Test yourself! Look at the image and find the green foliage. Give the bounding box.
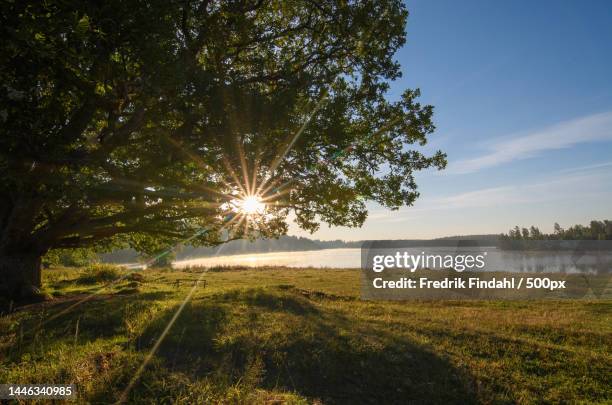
[148,251,175,269]
[42,248,98,268]
[78,263,121,284]
[0,0,445,258]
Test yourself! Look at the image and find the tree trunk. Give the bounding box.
[0,253,44,301]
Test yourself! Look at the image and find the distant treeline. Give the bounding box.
[98,235,503,264]
[434,234,500,242]
[501,220,612,241]
[178,236,323,258]
[99,235,361,264]
[178,236,362,257]
[71,223,612,266]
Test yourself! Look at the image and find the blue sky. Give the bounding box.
[290,0,612,240]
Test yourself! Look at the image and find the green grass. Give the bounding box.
[0,266,610,404]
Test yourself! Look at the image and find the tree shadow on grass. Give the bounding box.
[138,298,229,370]
[213,287,318,315]
[139,287,477,404]
[1,290,176,357]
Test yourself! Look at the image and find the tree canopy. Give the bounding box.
[0,0,445,295]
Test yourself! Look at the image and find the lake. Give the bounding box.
[174,248,361,269]
[173,247,611,274]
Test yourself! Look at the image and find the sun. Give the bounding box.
[238,195,266,215]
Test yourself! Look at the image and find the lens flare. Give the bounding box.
[239,195,266,215]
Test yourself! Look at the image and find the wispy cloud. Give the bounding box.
[369,168,612,223]
[430,169,612,209]
[558,160,612,174]
[451,111,612,174]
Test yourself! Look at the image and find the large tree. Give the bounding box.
[0,0,446,299]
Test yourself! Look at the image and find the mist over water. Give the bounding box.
[173,247,611,274]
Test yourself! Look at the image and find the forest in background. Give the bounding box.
[501,220,612,240]
[44,220,611,267]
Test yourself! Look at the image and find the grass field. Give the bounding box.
[1,265,610,404]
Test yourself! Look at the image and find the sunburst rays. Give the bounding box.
[112,88,331,403]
